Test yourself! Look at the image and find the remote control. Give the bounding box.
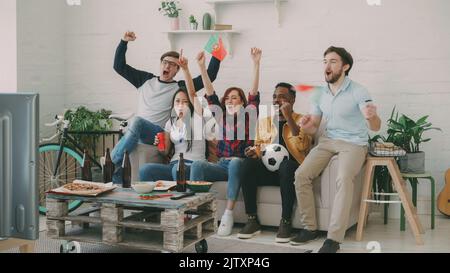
[170,192,195,200]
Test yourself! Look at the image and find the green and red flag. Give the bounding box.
[205,34,228,61]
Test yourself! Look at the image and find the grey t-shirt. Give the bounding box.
[138,78,179,128]
[113,40,221,128]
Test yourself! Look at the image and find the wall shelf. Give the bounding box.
[205,0,288,27]
[162,30,240,57]
[162,0,286,58]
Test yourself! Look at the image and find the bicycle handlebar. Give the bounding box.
[44,115,65,127]
[109,113,135,122]
[44,119,61,127]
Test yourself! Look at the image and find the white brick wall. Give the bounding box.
[0,0,17,92]
[17,0,450,208]
[17,0,66,135]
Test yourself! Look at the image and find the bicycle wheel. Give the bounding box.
[38,143,84,214]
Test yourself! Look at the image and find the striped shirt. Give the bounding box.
[206,92,260,158]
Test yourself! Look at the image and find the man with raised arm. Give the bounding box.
[291,46,381,253]
[111,31,221,183]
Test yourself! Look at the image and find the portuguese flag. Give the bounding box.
[205,34,228,61]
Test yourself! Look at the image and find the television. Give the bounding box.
[0,93,39,240]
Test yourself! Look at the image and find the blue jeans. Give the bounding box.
[111,117,163,183]
[190,158,244,201]
[111,117,163,164]
[139,160,193,182]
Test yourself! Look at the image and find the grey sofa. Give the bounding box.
[131,131,364,232]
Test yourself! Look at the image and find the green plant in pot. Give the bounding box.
[63,106,113,159]
[159,1,182,30]
[369,107,441,209]
[189,15,198,30]
[384,107,441,174]
[158,1,181,18]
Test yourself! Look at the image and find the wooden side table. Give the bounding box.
[356,156,425,245]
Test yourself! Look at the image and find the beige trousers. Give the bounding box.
[294,137,367,243]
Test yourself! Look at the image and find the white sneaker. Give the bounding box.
[217,213,234,236]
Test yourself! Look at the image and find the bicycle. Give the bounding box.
[38,112,134,215]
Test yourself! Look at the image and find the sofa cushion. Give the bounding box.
[211,182,295,204]
[130,144,165,181]
[212,183,323,206]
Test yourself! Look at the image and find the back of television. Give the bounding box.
[0,106,12,238]
[0,93,39,241]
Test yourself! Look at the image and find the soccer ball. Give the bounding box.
[261,144,289,172]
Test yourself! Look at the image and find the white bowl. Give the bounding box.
[132,182,156,194]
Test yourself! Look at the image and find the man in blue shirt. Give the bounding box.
[291,46,381,253]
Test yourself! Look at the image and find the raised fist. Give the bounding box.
[123,31,136,42]
[362,103,377,120]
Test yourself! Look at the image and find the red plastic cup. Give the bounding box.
[157,132,166,152]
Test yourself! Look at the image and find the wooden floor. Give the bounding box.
[217,213,450,253]
[32,213,450,253]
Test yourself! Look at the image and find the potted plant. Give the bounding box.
[189,15,198,30]
[64,106,113,159]
[158,1,182,30]
[376,107,442,174]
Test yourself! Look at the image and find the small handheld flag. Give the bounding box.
[295,85,316,92]
[205,34,228,61]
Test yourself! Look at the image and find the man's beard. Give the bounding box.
[326,69,344,84]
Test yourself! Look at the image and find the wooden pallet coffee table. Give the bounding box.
[46,188,217,253]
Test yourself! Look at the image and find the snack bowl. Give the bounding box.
[187,181,213,193]
[132,182,156,194]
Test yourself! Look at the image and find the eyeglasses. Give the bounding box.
[161,59,179,68]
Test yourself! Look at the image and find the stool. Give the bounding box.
[356,156,425,245]
[400,172,435,231]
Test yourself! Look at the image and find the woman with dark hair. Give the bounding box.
[189,48,262,237]
[139,84,206,182]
